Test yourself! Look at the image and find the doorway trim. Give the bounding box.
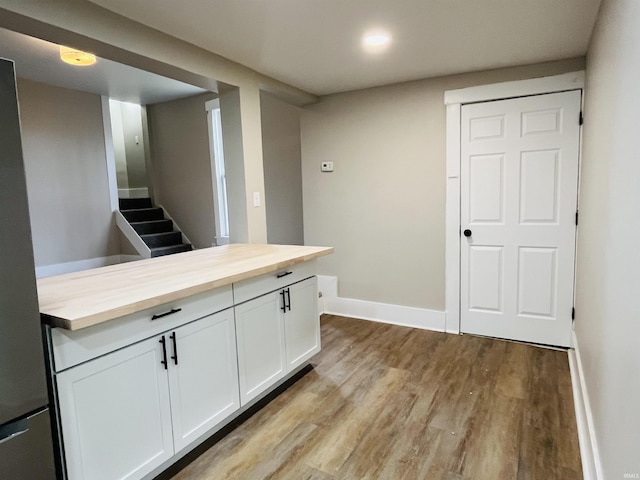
[443,71,585,334]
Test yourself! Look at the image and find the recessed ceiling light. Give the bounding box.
[362,31,391,53]
[364,33,390,47]
[59,46,97,66]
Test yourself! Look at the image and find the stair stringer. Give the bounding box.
[156,204,194,248]
[115,211,152,259]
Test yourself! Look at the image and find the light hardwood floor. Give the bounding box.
[166,315,582,480]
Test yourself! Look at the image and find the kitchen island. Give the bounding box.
[39,244,333,480]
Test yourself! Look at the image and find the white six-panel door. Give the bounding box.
[460,90,581,347]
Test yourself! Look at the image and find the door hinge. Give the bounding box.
[579,111,584,126]
[572,307,575,320]
[575,210,579,225]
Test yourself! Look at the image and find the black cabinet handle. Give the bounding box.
[159,336,168,370]
[276,271,293,279]
[285,288,291,312]
[280,289,287,312]
[463,229,472,237]
[170,332,178,366]
[151,308,182,320]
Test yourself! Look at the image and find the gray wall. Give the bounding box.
[147,92,217,249]
[0,0,315,243]
[260,91,304,245]
[301,57,585,310]
[120,102,147,189]
[220,88,249,244]
[17,78,119,267]
[110,100,149,190]
[109,100,129,189]
[576,0,640,476]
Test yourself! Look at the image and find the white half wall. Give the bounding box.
[35,254,141,278]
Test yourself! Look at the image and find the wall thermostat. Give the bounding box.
[321,161,334,172]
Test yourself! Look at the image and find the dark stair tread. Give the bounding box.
[131,219,174,235]
[121,207,164,222]
[119,197,152,210]
[140,231,183,248]
[121,207,164,214]
[150,244,192,258]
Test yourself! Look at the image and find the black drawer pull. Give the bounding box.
[151,308,182,320]
[276,271,293,279]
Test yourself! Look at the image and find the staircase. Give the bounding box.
[118,198,192,258]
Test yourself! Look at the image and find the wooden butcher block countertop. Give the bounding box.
[37,244,333,331]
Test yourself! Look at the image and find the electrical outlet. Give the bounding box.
[321,161,334,172]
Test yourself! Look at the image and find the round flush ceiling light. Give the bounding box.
[59,46,97,66]
[362,31,391,53]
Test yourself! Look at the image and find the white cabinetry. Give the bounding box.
[284,277,320,370]
[48,259,322,480]
[235,275,319,406]
[56,309,239,480]
[56,336,173,480]
[235,291,286,405]
[168,310,239,452]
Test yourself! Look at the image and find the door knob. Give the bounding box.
[463,229,472,237]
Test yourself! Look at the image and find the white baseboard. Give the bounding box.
[36,254,142,278]
[118,188,149,198]
[568,330,603,480]
[445,312,460,335]
[318,275,445,331]
[323,296,445,331]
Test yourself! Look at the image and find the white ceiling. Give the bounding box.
[88,0,602,96]
[0,28,207,104]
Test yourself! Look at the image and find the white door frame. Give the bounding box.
[443,71,585,335]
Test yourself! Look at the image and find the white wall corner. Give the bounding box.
[317,275,338,315]
[101,96,119,212]
[568,330,603,480]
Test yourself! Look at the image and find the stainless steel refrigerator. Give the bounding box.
[0,58,56,478]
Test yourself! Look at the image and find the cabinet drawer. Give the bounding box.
[233,260,316,305]
[50,286,233,371]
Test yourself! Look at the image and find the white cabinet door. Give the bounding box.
[284,277,320,370]
[167,309,240,452]
[235,291,286,405]
[56,337,173,480]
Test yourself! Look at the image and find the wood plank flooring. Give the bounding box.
[167,315,582,480]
